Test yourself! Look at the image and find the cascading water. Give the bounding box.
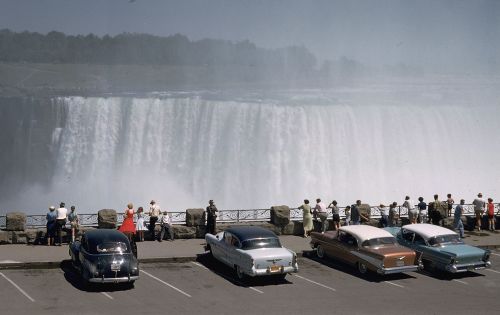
[1,78,499,214]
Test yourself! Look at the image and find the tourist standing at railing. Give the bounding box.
[487,198,495,231]
[119,203,136,241]
[432,194,446,226]
[67,206,79,243]
[404,196,418,224]
[454,199,465,239]
[344,206,351,226]
[314,198,328,233]
[149,200,161,240]
[446,194,455,217]
[299,199,313,237]
[472,193,485,231]
[135,206,147,242]
[328,200,341,230]
[46,206,57,246]
[351,200,367,225]
[417,197,428,224]
[388,202,398,227]
[158,211,174,241]
[378,204,388,227]
[55,202,68,246]
[206,199,218,235]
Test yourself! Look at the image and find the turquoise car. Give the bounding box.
[385,224,491,273]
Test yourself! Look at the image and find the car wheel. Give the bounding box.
[235,265,246,281]
[316,245,325,259]
[357,261,368,274]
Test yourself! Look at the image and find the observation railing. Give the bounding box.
[1,203,498,229]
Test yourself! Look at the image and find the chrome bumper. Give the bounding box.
[89,275,139,283]
[250,265,299,277]
[377,265,420,275]
[446,261,491,273]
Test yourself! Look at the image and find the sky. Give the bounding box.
[1,0,499,73]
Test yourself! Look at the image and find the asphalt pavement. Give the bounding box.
[1,229,499,269]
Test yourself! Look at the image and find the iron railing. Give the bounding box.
[0,204,498,229]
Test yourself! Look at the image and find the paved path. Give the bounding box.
[0,230,499,269]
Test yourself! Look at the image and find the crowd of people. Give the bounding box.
[298,193,498,238]
[44,199,220,245]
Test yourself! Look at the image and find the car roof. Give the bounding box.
[225,226,278,241]
[339,225,394,243]
[85,229,130,245]
[401,223,457,240]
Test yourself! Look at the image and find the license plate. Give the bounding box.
[270,265,281,273]
[396,260,405,267]
[111,263,121,271]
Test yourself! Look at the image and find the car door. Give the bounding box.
[334,231,359,264]
[399,229,416,249]
[225,235,243,267]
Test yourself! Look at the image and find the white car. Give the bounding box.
[205,226,299,280]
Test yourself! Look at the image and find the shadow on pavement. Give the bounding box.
[59,260,135,292]
[195,252,294,287]
[300,251,417,283]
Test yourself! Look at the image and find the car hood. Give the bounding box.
[434,244,486,259]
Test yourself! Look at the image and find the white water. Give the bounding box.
[2,77,500,213]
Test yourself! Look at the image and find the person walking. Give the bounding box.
[299,199,313,237]
[472,193,486,231]
[135,206,147,242]
[446,194,455,217]
[67,206,79,243]
[314,198,328,233]
[378,204,389,228]
[158,211,174,241]
[454,199,465,239]
[328,200,341,230]
[46,206,57,246]
[206,200,218,235]
[119,203,136,241]
[487,198,495,231]
[148,200,161,240]
[403,196,418,224]
[55,202,68,246]
[417,197,428,223]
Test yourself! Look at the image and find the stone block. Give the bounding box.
[185,208,205,227]
[359,204,371,221]
[172,225,196,239]
[12,231,28,244]
[0,230,12,244]
[6,212,26,231]
[98,209,117,229]
[270,205,290,227]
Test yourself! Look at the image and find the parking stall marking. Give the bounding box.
[140,270,192,298]
[491,252,500,257]
[191,261,263,294]
[0,272,35,302]
[384,281,405,288]
[292,274,336,292]
[485,269,500,274]
[101,292,114,300]
[452,279,468,285]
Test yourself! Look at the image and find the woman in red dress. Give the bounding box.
[119,203,136,240]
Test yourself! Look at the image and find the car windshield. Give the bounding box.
[96,242,128,253]
[428,234,463,246]
[241,237,281,250]
[362,237,396,247]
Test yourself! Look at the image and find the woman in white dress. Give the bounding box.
[135,206,148,241]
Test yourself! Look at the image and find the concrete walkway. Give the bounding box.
[0,230,499,269]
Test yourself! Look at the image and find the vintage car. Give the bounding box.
[69,229,139,284]
[385,224,491,273]
[205,226,299,280]
[310,225,421,275]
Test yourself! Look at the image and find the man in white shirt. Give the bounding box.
[158,211,174,241]
[472,193,486,231]
[56,202,68,246]
[314,198,328,233]
[149,200,161,240]
[403,196,418,224]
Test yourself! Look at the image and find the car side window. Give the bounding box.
[413,233,425,245]
[339,232,357,247]
[402,230,414,242]
[224,232,233,245]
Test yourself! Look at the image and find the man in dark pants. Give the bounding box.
[206,200,218,235]
[148,200,160,240]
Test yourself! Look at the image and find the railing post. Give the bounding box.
[237,210,240,223]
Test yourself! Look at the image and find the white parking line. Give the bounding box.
[101,292,113,300]
[0,272,35,302]
[190,261,263,294]
[485,269,500,274]
[490,252,500,257]
[453,279,468,285]
[384,281,405,288]
[140,270,192,298]
[293,274,336,292]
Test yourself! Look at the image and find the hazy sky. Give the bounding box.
[1,0,499,72]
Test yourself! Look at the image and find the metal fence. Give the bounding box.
[1,203,498,229]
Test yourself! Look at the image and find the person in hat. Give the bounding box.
[206,200,218,235]
[148,200,161,240]
[472,193,485,231]
[46,206,57,246]
[55,202,68,246]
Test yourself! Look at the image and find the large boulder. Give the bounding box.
[98,209,117,229]
[359,204,371,222]
[0,231,12,244]
[5,212,26,231]
[172,225,196,239]
[270,205,290,227]
[185,208,205,227]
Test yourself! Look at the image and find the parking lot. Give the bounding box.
[1,250,500,315]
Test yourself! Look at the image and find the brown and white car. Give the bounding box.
[310,225,422,275]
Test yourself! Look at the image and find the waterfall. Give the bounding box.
[1,79,499,214]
